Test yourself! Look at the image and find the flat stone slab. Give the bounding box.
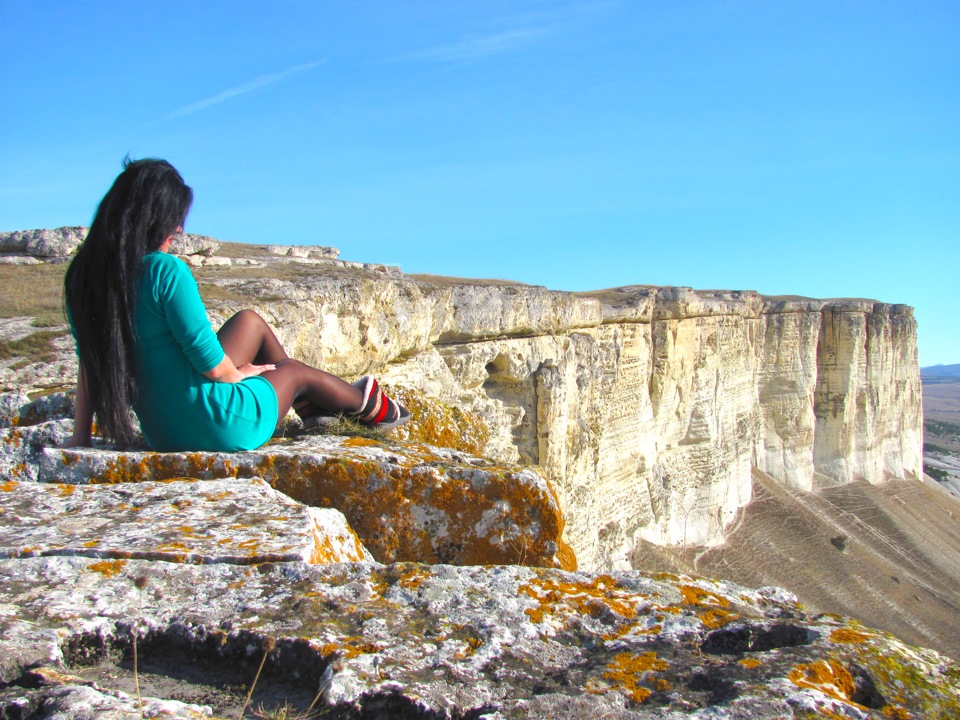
[0,477,370,565]
[0,557,956,718]
[39,435,574,569]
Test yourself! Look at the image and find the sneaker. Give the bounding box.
[350,376,411,430]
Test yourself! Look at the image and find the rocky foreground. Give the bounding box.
[1,230,957,717]
[1,363,957,719]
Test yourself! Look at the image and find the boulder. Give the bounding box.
[0,557,956,718]
[266,244,339,259]
[0,477,371,565]
[0,227,87,258]
[170,232,221,256]
[38,435,575,569]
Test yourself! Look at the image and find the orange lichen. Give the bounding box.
[86,559,127,577]
[882,705,912,719]
[520,574,641,627]
[386,386,490,456]
[601,651,668,703]
[679,584,730,608]
[265,451,573,569]
[0,481,18,492]
[57,484,76,496]
[158,542,190,551]
[829,627,872,644]
[342,437,383,448]
[81,540,99,548]
[788,660,856,703]
[701,607,739,629]
[739,657,762,669]
[86,452,239,486]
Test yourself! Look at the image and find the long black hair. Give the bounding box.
[64,158,193,446]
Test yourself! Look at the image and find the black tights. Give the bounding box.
[216,310,362,425]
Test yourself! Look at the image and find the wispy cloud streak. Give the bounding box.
[392,27,550,63]
[161,60,325,121]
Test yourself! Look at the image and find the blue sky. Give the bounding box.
[2,1,957,365]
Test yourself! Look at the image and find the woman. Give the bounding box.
[64,158,409,451]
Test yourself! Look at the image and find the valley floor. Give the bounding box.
[633,470,960,660]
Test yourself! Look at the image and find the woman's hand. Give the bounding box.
[238,363,276,378]
[204,356,276,383]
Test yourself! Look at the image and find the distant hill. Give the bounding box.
[922,364,960,379]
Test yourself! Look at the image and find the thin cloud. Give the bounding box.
[392,27,550,63]
[161,60,326,121]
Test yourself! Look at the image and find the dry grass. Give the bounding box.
[0,329,69,366]
[409,273,529,287]
[0,263,68,326]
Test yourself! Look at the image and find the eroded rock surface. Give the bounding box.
[37,435,573,570]
[1,557,956,718]
[1,236,923,572]
[0,477,370,565]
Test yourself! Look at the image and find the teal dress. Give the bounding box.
[112,252,277,452]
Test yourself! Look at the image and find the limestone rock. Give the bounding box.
[39,435,574,569]
[0,253,42,265]
[0,682,213,719]
[267,243,339,259]
[0,226,86,258]
[0,557,956,718]
[0,234,926,573]
[170,231,221,256]
[0,391,29,428]
[0,477,371,565]
[1,420,73,482]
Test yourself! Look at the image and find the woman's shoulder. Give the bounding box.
[142,251,190,276]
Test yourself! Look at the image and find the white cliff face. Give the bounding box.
[189,256,922,569]
[2,241,921,573]
[194,257,921,572]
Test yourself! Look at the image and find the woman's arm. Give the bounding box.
[203,356,275,384]
[63,362,93,447]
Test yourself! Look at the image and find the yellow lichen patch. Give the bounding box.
[88,453,237,485]
[601,651,669,703]
[679,584,730,608]
[882,705,912,719]
[602,621,663,642]
[386,386,490,456]
[158,541,190,551]
[265,452,570,568]
[677,584,738,628]
[57,483,75,496]
[81,540,99,548]
[397,567,429,592]
[310,528,364,564]
[320,636,382,660]
[739,657,762,669]
[830,627,873,644]
[0,481,18,492]
[342,437,383,448]
[519,575,642,629]
[701,607,739,629]
[86,559,127,577]
[788,660,857,704]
